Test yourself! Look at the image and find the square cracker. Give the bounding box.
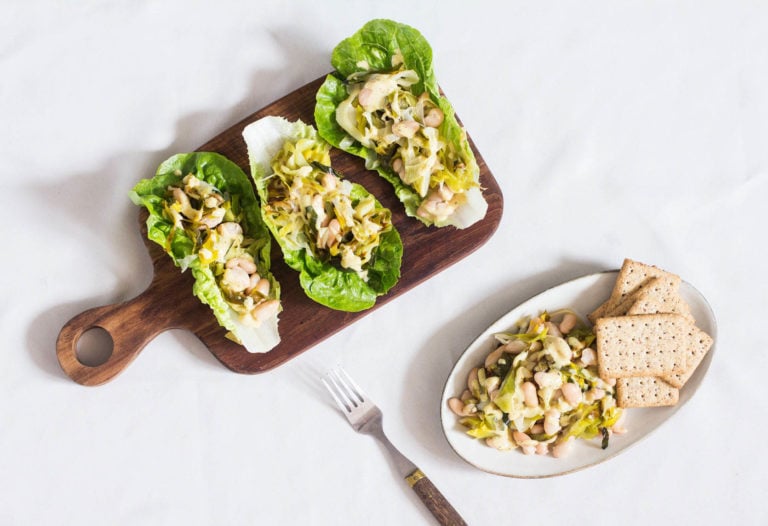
[662,328,713,388]
[616,376,680,408]
[611,259,681,306]
[587,300,612,324]
[609,276,679,316]
[624,276,695,323]
[595,313,691,378]
[588,259,681,323]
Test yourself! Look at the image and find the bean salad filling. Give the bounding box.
[164,173,279,326]
[335,56,479,225]
[448,310,626,458]
[263,134,394,282]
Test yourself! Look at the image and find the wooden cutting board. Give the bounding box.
[56,76,504,386]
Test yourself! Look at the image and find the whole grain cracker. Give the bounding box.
[674,296,695,324]
[616,376,680,408]
[589,259,682,323]
[595,313,691,378]
[662,328,714,388]
[624,277,695,323]
[587,300,611,324]
[612,259,681,304]
[603,276,674,317]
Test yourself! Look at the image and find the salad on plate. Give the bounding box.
[447,310,625,458]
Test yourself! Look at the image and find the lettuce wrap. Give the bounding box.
[242,116,402,312]
[314,19,488,229]
[129,152,281,353]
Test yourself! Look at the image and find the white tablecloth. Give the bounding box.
[2,2,766,524]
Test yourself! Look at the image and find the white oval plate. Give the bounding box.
[440,271,717,478]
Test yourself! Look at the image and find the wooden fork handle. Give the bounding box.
[406,469,467,526]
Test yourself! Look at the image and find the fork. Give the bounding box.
[322,367,467,526]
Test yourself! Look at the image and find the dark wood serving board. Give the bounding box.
[56,76,504,386]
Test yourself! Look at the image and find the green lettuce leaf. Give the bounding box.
[314,18,487,228]
[242,116,403,312]
[129,152,281,353]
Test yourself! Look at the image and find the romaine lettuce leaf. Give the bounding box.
[129,152,281,353]
[242,116,403,312]
[314,19,487,228]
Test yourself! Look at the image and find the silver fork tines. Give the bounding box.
[322,367,381,432]
[324,367,363,411]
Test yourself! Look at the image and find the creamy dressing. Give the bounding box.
[334,66,480,225]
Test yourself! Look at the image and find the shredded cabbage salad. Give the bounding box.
[164,173,280,327]
[314,19,488,229]
[264,134,393,282]
[335,65,480,225]
[131,152,281,353]
[448,310,625,457]
[243,116,402,312]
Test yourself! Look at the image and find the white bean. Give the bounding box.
[486,434,515,451]
[559,313,578,334]
[391,157,404,176]
[222,267,250,293]
[392,119,420,138]
[467,368,479,394]
[437,184,454,202]
[544,322,562,338]
[204,194,223,208]
[612,410,628,435]
[424,107,444,127]
[250,299,279,324]
[544,409,561,436]
[447,398,466,417]
[418,193,443,215]
[253,278,271,297]
[512,430,534,447]
[522,381,538,408]
[321,172,337,191]
[484,346,504,368]
[581,347,597,366]
[585,388,605,403]
[216,221,242,238]
[552,437,574,458]
[327,219,341,242]
[226,256,257,275]
[198,208,225,229]
[245,274,261,293]
[502,340,526,354]
[562,382,583,406]
[357,87,374,108]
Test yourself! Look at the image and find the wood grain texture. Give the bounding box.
[410,474,468,526]
[57,76,504,386]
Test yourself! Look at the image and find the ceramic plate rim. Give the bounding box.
[439,270,718,478]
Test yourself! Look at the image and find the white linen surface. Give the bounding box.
[1,2,765,524]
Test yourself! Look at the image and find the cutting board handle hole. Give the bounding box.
[76,327,114,367]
